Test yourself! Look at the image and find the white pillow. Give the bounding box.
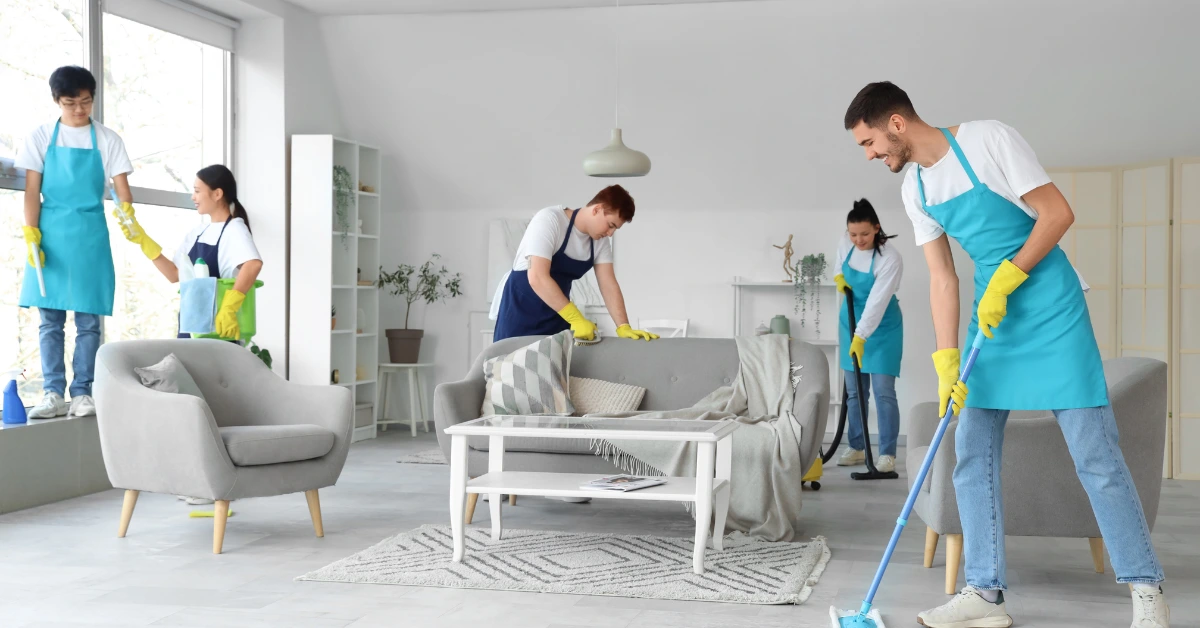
[481,331,574,416]
[569,376,646,416]
[134,353,207,400]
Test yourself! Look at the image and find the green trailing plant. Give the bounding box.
[333,165,353,248]
[248,343,273,370]
[792,253,828,334]
[378,253,463,329]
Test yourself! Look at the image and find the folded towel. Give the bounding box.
[179,277,217,335]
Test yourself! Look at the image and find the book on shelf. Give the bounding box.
[580,474,666,492]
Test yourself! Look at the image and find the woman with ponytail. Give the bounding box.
[833,198,905,473]
[116,164,263,340]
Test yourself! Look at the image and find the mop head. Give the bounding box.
[829,606,885,628]
[189,509,234,518]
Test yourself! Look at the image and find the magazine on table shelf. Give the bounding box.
[580,474,666,492]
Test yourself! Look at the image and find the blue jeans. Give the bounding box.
[845,370,900,456]
[39,308,102,398]
[954,405,1164,590]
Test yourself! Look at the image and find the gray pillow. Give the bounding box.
[481,331,574,416]
[135,353,207,400]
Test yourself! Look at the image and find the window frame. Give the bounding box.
[0,0,235,209]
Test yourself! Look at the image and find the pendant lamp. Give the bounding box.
[583,0,651,177]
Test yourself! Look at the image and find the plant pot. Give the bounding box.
[386,329,424,363]
[331,317,337,331]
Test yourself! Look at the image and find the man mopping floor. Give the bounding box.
[843,82,1169,628]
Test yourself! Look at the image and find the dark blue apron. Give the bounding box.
[493,209,594,342]
[177,219,230,338]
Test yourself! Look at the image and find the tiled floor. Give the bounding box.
[1,430,1197,627]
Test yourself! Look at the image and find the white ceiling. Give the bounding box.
[284,0,758,16]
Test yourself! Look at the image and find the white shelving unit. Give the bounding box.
[290,135,383,443]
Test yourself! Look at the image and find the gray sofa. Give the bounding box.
[94,340,354,553]
[434,335,830,522]
[907,357,1167,594]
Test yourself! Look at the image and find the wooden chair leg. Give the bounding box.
[945,533,963,595]
[212,500,230,554]
[305,489,324,538]
[509,494,517,506]
[924,526,940,569]
[1089,537,1105,573]
[464,492,479,525]
[118,490,139,538]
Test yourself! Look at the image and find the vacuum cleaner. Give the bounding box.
[830,329,987,628]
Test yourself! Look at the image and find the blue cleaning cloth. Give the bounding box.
[179,278,218,335]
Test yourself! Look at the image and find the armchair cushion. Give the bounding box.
[134,353,206,400]
[219,424,335,466]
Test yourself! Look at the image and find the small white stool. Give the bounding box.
[376,363,434,437]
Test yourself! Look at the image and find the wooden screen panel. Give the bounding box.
[1174,160,1200,479]
[1049,169,1118,358]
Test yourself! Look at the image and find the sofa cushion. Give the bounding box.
[570,376,646,415]
[134,353,206,400]
[219,425,335,466]
[481,332,574,416]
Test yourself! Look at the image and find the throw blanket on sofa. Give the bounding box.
[588,334,816,541]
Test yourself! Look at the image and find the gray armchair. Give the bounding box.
[907,357,1167,594]
[94,340,353,553]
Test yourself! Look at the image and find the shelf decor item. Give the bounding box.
[792,253,827,334]
[331,305,337,331]
[379,253,463,363]
[772,234,795,281]
[333,165,353,247]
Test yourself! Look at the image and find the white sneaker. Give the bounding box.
[69,395,96,417]
[185,497,215,505]
[837,448,865,466]
[877,455,896,473]
[917,586,1013,628]
[28,392,68,419]
[1131,584,1169,628]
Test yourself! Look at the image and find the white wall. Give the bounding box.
[317,0,1200,432]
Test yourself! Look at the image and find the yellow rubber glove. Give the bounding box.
[978,259,1029,339]
[22,226,45,267]
[849,334,866,368]
[932,348,969,416]
[834,273,849,294]
[112,203,162,260]
[557,302,597,341]
[215,289,246,339]
[616,324,659,341]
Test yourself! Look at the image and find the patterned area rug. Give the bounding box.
[396,448,447,465]
[298,524,830,605]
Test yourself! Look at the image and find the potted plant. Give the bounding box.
[333,166,353,248]
[792,253,828,335]
[379,253,463,363]
[331,305,337,331]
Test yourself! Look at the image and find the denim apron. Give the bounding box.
[917,128,1108,409]
[493,209,594,342]
[839,249,903,377]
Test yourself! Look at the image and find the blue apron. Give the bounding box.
[917,128,1108,410]
[839,249,903,377]
[178,219,230,338]
[19,120,115,316]
[493,208,594,342]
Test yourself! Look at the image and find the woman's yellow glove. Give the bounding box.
[616,324,659,341]
[215,289,246,339]
[834,273,849,294]
[22,226,45,267]
[849,334,866,367]
[557,302,597,341]
[932,348,968,416]
[113,203,162,260]
[978,259,1029,339]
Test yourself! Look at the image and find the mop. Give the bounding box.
[830,329,987,628]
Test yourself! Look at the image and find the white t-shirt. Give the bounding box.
[172,217,261,280]
[900,120,1087,290]
[835,233,903,339]
[15,120,133,182]
[510,206,615,271]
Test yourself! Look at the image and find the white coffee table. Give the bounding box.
[443,416,738,574]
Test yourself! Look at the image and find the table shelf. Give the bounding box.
[468,472,728,502]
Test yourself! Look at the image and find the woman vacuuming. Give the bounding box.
[834,198,904,474]
[115,164,263,341]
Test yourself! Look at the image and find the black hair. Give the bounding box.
[196,164,251,233]
[847,198,892,252]
[843,81,918,130]
[49,66,97,101]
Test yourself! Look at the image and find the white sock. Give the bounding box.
[1132,583,1162,594]
[976,589,1000,603]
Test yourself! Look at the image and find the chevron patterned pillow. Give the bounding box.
[481,331,575,416]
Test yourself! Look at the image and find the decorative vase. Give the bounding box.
[386,329,424,363]
[770,315,790,336]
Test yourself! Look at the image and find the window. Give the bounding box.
[1,0,235,405]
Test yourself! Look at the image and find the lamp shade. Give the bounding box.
[583,128,651,178]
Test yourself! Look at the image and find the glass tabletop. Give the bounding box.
[459,415,730,434]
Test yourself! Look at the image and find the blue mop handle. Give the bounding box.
[857,330,987,615]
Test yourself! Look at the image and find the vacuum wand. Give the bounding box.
[843,287,897,481]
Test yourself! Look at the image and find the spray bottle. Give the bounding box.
[110,186,140,238]
[2,369,28,425]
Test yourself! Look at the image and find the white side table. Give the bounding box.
[376,363,434,437]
